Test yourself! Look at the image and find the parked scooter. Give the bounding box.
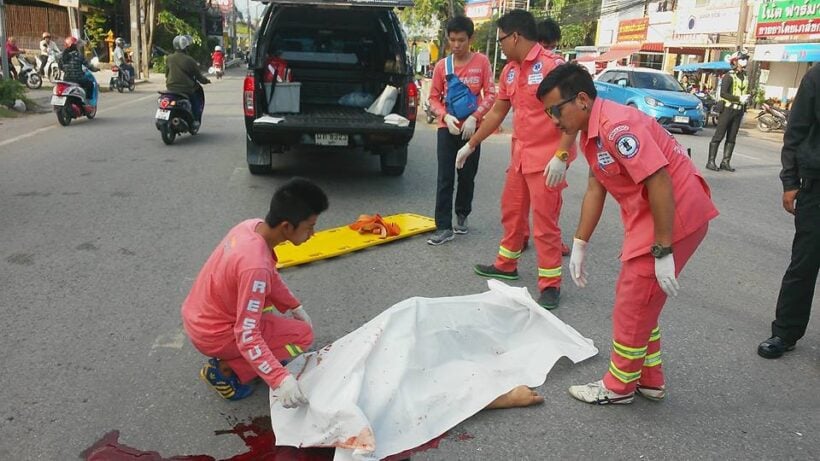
[52,66,99,126]
[15,54,43,89]
[155,85,204,145]
[694,91,719,127]
[756,103,788,132]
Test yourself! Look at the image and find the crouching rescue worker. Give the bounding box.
[181,178,328,406]
[536,64,719,404]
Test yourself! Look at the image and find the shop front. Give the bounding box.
[753,0,820,105]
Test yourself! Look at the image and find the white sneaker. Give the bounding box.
[568,380,634,405]
[636,384,666,401]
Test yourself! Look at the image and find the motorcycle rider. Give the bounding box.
[165,35,210,129]
[113,37,135,85]
[707,51,750,172]
[5,37,21,80]
[58,37,95,108]
[39,32,60,76]
[211,45,224,75]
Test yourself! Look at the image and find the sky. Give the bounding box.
[232,0,267,22]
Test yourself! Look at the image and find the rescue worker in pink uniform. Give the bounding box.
[456,9,576,309]
[536,63,719,404]
[181,178,328,406]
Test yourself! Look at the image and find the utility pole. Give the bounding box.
[0,0,8,80]
[736,0,749,51]
[246,1,252,51]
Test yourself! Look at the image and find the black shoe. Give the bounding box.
[454,215,469,234]
[757,336,795,359]
[538,287,560,310]
[474,264,519,280]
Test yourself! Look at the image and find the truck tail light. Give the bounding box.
[406,82,418,121]
[243,73,255,117]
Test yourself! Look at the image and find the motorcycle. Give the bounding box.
[37,53,62,83]
[15,54,43,89]
[155,85,204,145]
[694,91,719,127]
[51,66,99,126]
[756,103,788,132]
[109,64,135,93]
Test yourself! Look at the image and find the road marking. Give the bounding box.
[0,93,157,149]
[149,328,187,355]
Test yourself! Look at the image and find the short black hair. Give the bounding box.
[497,9,537,41]
[536,63,597,100]
[537,18,561,46]
[265,177,329,227]
[446,15,475,38]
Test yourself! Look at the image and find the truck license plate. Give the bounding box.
[673,116,690,124]
[315,133,348,146]
[155,109,170,120]
[51,96,66,106]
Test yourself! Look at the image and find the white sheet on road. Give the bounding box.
[269,280,599,460]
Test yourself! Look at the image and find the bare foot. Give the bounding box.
[484,385,544,409]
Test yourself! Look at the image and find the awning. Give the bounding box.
[673,60,731,72]
[593,43,641,62]
[641,42,664,53]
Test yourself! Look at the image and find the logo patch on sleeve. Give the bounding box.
[506,69,516,83]
[532,62,543,73]
[615,134,640,159]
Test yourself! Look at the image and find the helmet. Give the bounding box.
[172,34,193,51]
[42,32,51,39]
[64,36,78,49]
[215,45,222,52]
[115,37,125,46]
[728,51,750,65]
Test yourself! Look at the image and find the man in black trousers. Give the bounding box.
[758,63,820,359]
[706,52,750,172]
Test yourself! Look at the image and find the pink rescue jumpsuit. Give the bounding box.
[495,44,576,291]
[580,98,719,394]
[181,219,313,388]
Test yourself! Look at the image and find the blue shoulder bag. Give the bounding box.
[445,55,478,120]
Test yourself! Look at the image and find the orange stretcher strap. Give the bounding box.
[348,214,401,239]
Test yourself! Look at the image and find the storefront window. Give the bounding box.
[637,53,663,70]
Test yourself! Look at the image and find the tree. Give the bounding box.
[136,0,158,78]
[398,0,465,54]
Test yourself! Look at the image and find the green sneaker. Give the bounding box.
[474,264,519,280]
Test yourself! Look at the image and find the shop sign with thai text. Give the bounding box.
[756,0,820,37]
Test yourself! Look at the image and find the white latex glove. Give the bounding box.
[544,155,568,188]
[291,305,312,327]
[461,115,477,140]
[654,253,679,297]
[569,238,589,288]
[740,94,750,105]
[444,114,461,136]
[276,375,308,408]
[455,143,475,169]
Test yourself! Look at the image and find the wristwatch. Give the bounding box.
[555,150,569,161]
[650,243,673,258]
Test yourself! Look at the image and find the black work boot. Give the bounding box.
[719,142,736,172]
[705,141,720,171]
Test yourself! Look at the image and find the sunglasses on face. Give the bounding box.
[546,94,578,119]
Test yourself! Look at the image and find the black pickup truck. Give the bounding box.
[244,0,417,176]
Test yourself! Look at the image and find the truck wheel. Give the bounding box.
[380,145,407,176]
[247,135,272,175]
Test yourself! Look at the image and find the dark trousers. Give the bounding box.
[435,128,481,230]
[39,54,48,74]
[711,106,743,145]
[772,182,820,343]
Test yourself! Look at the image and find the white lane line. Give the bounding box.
[0,93,157,148]
[149,328,187,355]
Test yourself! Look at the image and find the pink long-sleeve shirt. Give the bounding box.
[181,219,301,388]
[428,52,497,128]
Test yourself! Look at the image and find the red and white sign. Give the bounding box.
[214,0,234,15]
[465,1,494,21]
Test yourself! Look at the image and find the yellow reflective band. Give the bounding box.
[538,266,562,278]
[498,245,522,259]
[285,344,302,357]
[649,327,661,342]
[608,362,642,384]
[644,351,662,367]
[262,305,276,313]
[612,341,647,360]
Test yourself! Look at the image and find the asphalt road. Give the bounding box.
[0,67,817,460]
